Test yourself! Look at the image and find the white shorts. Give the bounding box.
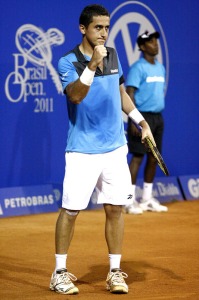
[62,145,132,210]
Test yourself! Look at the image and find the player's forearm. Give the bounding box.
[66,66,96,104]
[66,80,90,104]
[121,86,136,114]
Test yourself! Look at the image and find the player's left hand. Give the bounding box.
[140,121,156,146]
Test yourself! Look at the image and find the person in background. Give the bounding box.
[124,31,168,214]
[49,5,154,295]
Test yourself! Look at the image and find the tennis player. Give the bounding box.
[50,4,154,295]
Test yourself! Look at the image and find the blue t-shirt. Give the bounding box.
[58,45,126,154]
[126,57,166,112]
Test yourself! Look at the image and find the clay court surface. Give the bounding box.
[1,200,199,300]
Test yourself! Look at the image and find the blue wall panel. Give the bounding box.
[0,0,199,189]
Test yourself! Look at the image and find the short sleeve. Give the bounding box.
[58,56,78,91]
[125,63,142,89]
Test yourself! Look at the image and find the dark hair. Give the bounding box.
[79,4,110,28]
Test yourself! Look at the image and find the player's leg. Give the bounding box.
[125,153,145,214]
[55,208,79,254]
[126,118,146,214]
[104,204,124,254]
[50,152,102,295]
[104,204,128,294]
[50,208,80,295]
[97,145,130,293]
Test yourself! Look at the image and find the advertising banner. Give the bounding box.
[135,176,184,203]
[178,175,199,200]
[0,185,58,218]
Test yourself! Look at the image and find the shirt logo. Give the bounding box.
[62,71,69,77]
[110,69,118,73]
[146,76,165,83]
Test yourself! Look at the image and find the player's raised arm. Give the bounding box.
[66,45,107,104]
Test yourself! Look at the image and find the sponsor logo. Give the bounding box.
[0,185,58,217]
[106,1,169,122]
[136,183,180,199]
[5,24,65,112]
[135,177,183,202]
[178,175,199,200]
[188,178,199,198]
[4,195,54,209]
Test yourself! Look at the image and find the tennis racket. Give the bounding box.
[134,123,169,176]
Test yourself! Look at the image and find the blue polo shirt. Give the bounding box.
[58,45,126,154]
[126,57,166,112]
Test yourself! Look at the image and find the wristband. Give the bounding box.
[80,66,95,86]
[128,108,144,124]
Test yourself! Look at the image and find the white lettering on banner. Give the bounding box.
[4,194,54,209]
[156,182,180,196]
[136,182,180,199]
[188,178,199,198]
[34,97,53,113]
[5,24,65,112]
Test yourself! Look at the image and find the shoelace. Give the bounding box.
[110,271,128,283]
[57,272,77,284]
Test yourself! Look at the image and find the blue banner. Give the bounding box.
[0,185,58,218]
[135,177,183,203]
[0,0,199,194]
[178,175,199,200]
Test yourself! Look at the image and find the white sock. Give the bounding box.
[109,254,121,271]
[142,182,153,201]
[54,254,67,274]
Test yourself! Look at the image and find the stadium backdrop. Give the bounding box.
[0,0,199,216]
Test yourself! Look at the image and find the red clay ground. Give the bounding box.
[1,200,199,300]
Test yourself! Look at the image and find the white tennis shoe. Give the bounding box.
[140,198,168,212]
[124,200,143,214]
[106,268,128,294]
[50,268,79,295]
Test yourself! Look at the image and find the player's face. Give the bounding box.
[81,15,110,47]
[143,37,159,56]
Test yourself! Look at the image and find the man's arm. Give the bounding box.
[126,86,136,105]
[120,84,155,144]
[66,45,107,104]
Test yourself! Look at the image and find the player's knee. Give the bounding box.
[104,204,122,217]
[65,209,79,216]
